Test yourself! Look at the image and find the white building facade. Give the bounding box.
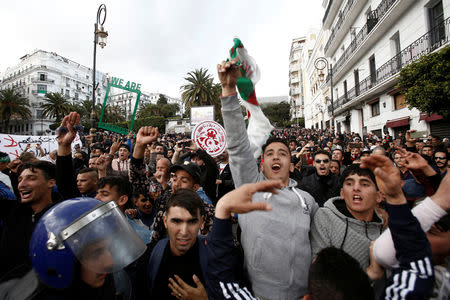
[0,50,107,135]
[312,0,449,138]
[289,37,306,120]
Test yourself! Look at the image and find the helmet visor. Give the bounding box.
[62,201,146,274]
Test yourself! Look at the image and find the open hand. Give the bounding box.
[215,180,283,219]
[360,155,404,204]
[168,274,208,300]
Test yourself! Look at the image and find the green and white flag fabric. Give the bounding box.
[229,38,274,159]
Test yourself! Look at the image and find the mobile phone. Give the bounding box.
[410,131,427,139]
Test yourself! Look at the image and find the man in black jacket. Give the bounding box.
[216,150,234,200]
[299,150,340,207]
[0,160,56,281]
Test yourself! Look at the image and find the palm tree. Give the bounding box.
[104,105,126,123]
[41,92,71,123]
[180,68,219,109]
[0,88,32,133]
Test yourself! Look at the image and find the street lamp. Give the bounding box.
[314,57,334,131]
[91,4,108,129]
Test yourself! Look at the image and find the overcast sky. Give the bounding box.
[1,0,323,99]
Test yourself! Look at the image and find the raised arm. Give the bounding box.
[362,155,436,299]
[56,112,81,199]
[218,59,258,187]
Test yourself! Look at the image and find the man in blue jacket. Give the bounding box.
[148,180,281,299]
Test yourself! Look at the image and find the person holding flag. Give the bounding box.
[218,39,318,300]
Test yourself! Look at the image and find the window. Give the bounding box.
[37,84,47,94]
[343,80,348,99]
[394,93,406,110]
[429,0,444,45]
[372,129,382,139]
[371,101,380,116]
[354,69,360,96]
[74,92,79,100]
[40,74,46,81]
[369,55,376,85]
[65,89,70,97]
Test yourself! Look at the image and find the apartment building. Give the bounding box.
[317,0,449,137]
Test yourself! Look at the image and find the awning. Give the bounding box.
[386,116,410,128]
[419,113,443,122]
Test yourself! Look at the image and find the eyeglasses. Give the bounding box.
[434,156,446,160]
[315,159,330,164]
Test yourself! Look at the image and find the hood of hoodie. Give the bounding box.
[324,196,383,226]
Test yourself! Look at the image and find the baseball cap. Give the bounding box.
[170,161,201,184]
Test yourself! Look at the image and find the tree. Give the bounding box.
[396,45,450,118]
[261,101,291,128]
[41,92,71,123]
[180,68,219,109]
[157,94,168,105]
[0,88,32,133]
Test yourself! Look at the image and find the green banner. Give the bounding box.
[98,77,141,134]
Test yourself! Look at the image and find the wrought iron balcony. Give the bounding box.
[324,0,355,54]
[329,17,449,113]
[330,0,397,77]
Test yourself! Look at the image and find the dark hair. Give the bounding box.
[19,161,56,181]
[78,167,98,177]
[119,144,130,151]
[19,151,36,163]
[340,164,378,190]
[92,143,105,152]
[308,247,374,300]
[313,150,331,160]
[433,147,448,160]
[422,145,433,150]
[97,176,132,199]
[331,159,341,168]
[262,137,290,156]
[166,188,204,217]
[132,186,154,205]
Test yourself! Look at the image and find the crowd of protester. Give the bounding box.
[0,59,448,299]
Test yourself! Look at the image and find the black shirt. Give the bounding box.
[152,241,204,299]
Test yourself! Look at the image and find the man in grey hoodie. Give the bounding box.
[218,59,318,299]
[310,164,385,270]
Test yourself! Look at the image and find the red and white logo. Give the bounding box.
[192,121,227,157]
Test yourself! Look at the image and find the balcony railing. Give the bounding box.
[328,17,450,113]
[330,0,397,77]
[324,0,355,54]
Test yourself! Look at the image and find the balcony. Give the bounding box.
[31,77,55,83]
[290,88,300,96]
[329,0,405,81]
[290,76,300,84]
[329,17,450,114]
[289,63,300,72]
[324,0,364,55]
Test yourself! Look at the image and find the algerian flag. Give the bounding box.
[229,38,274,159]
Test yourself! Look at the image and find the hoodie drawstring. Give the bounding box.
[340,218,349,249]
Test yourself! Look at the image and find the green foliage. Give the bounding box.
[0,88,32,133]
[180,68,220,108]
[157,94,168,105]
[42,92,71,123]
[397,45,450,117]
[132,116,166,132]
[261,101,291,128]
[137,102,179,119]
